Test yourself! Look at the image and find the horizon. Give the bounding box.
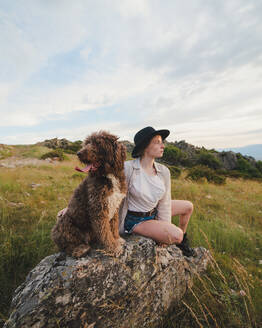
[2,136,261,153]
[1,1,262,148]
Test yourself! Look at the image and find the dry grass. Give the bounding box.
[0,149,261,327]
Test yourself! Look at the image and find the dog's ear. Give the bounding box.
[114,143,126,170]
[83,136,90,146]
[120,143,127,162]
[97,135,115,171]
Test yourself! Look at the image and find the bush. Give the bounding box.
[41,148,65,161]
[223,170,243,179]
[196,150,222,169]
[216,168,229,175]
[211,174,226,184]
[235,158,262,178]
[162,145,188,165]
[255,160,262,174]
[64,140,82,154]
[186,165,226,185]
[168,165,181,179]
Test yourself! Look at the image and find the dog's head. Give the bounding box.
[76,130,126,175]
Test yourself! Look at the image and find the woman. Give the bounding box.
[118,126,196,257]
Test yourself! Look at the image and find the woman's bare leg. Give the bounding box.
[132,220,183,245]
[132,200,193,245]
[171,200,194,233]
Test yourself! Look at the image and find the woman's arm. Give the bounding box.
[156,167,171,223]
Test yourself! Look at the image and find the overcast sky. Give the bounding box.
[1,0,262,149]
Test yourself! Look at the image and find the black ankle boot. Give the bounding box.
[176,232,197,257]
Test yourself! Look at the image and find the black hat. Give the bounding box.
[132,126,170,158]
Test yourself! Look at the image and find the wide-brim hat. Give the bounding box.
[132,126,170,158]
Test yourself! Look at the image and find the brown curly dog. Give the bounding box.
[51,130,127,258]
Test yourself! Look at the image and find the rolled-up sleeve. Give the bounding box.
[156,167,171,223]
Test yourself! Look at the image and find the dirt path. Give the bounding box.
[0,156,59,168]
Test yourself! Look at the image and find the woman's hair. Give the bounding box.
[137,138,153,158]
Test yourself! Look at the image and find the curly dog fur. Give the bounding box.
[51,130,127,258]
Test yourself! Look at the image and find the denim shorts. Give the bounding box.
[124,210,157,234]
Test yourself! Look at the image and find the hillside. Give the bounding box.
[0,144,261,327]
[2,138,262,184]
[216,144,262,161]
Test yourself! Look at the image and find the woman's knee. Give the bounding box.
[171,199,194,216]
[186,201,194,214]
[133,221,183,244]
[155,223,184,244]
[165,227,183,244]
[173,228,183,244]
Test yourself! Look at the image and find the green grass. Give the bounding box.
[0,156,261,327]
[0,145,13,160]
[6,144,50,159]
[168,170,262,327]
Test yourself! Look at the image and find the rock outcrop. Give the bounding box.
[33,138,259,171]
[4,235,211,328]
[171,140,202,158]
[167,140,258,170]
[217,151,239,170]
[38,138,74,150]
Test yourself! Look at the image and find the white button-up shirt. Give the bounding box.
[128,158,165,212]
[118,158,171,236]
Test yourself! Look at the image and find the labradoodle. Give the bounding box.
[51,130,127,258]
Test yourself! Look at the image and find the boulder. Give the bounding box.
[217,151,238,170]
[4,235,211,328]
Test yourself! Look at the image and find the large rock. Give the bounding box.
[217,151,239,170]
[4,235,211,328]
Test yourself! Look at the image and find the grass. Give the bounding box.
[0,149,261,327]
[167,170,262,327]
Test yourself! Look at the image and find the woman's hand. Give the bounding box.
[58,207,68,217]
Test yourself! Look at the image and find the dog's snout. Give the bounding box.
[77,151,81,157]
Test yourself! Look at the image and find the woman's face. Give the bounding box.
[143,135,165,158]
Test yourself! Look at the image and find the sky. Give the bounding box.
[0,0,262,149]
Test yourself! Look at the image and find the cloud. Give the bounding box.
[0,0,262,148]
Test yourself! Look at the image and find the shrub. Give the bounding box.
[162,145,188,165]
[186,165,226,185]
[41,148,65,161]
[223,170,243,179]
[64,140,82,154]
[235,158,262,178]
[196,150,222,169]
[216,168,229,175]
[168,165,181,179]
[255,160,262,174]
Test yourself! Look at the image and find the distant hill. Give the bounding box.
[34,138,261,170]
[215,144,262,161]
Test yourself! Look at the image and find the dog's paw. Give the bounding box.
[112,247,123,258]
[114,241,125,257]
[105,242,124,258]
[72,244,91,258]
[117,237,126,246]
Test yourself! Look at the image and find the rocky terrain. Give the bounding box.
[4,235,211,328]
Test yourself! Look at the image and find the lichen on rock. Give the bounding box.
[4,235,211,328]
